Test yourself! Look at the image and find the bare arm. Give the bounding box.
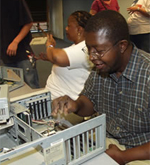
[89,10,97,15]
[106,142,150,165]
[7,22,33,56]
[127,5,150,17]
[37,34,70,67]
[52,95,95,117]
[46,48,70,67]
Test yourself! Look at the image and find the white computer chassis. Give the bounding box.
[0,89,106,165]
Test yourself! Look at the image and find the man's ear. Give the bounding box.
[119,40,129,53]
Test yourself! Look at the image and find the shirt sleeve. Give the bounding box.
[63,41,91,70]
[115,0,120,11]
[80,68,98,112]
[90,0,100,12]
[19,0,33,26]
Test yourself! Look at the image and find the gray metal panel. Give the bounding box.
[11,90,51,120]
[1,90,106,164]
[0,66,24,92]
[0,114,106,165]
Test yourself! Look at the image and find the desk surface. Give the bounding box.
[9,83,43,98]
[82,152,118,165]
[1,148,118,165]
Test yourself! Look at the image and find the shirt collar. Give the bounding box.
[122,44,141,82]
[110,44,141,82]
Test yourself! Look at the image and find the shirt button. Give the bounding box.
[117,127,120,130]
[118,109,121,112]
[138,108,142,111]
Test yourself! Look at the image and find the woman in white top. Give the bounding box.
[38,11,93,100]
[127,0,150,53]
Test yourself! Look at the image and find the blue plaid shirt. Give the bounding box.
[81,45,150,148]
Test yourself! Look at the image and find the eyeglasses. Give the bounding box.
[82,41,119,59]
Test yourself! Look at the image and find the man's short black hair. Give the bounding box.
[85,10,130,44]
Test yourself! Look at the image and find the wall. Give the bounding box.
[48,0,63,39]
[118,0,133,19]
[48,0,134,41]
[62,0,93,42]
[48,0,93,42]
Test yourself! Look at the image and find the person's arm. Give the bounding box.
[37,34,70,67]
[127,5,150,17]
[7,22,33,56]
[52,95,95,117]
[90,9,97,15]
[106,142,150,165]
[90,0,99,15]
[46,47,70,67]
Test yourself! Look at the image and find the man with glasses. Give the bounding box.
[52,10,150,165]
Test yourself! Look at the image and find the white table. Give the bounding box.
[82,152,119,165]
[1,148,118,165]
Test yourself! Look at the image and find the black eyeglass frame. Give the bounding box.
[82,41,120,59]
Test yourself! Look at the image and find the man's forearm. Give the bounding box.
[123,142,150,163]
[13,22,33,44]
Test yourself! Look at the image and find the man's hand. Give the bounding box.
[106,144,125,165]
[6,40,18,56]
[52,95,78,116]
[106,142,150,164]
[46,34,56,48]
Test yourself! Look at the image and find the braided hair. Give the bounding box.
[70,11,92,29]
